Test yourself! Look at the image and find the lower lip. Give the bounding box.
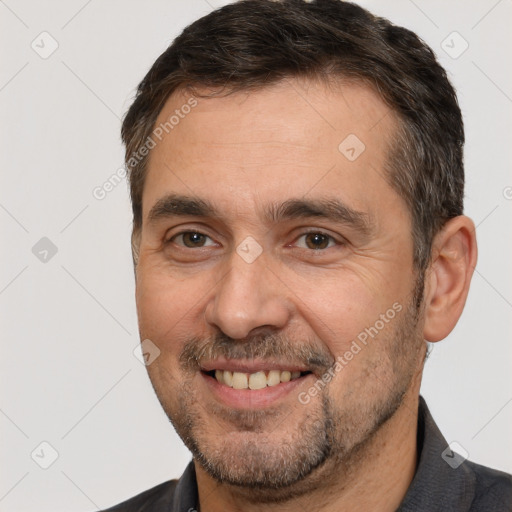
[200,371,312,409]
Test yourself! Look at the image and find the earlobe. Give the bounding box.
[423,216,478,342]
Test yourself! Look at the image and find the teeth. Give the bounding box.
[248,371,267,390]
[213,369,304,388]
[223,370,233,387]
[280,370,291,382]
[232,372,248,389]
[267,370,281,387]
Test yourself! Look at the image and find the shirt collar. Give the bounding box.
[397,396,475,511]
[171,459,199,511]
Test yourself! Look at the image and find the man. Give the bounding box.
[104,0,512,510]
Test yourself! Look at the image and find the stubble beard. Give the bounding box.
[148,285,425,504]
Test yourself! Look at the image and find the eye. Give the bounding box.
[294,232,337,250]
[170,231,216,248]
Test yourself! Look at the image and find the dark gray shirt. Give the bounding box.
[101,397,512,511]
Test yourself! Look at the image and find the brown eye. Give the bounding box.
[305,233,330,249]
[173,232,214,248]
[296,232,335,250]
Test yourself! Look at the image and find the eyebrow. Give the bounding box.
[147,193,374,235]
[148,194,215,223]
[265,198,374,235]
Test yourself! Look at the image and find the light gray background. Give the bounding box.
[1,1,511,510]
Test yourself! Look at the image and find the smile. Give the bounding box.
[205,369,311,389]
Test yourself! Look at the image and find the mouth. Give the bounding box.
[199,366,315,409]
[202,369,312,389]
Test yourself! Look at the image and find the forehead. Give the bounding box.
[143,78,400,221]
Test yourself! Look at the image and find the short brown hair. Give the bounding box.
[122,0,464,270]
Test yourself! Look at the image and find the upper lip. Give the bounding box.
[199,357,310,374]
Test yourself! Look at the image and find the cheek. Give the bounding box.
[302,286,376,355]
[296,275,408,403]
[135,269,208,348]
[286,266,402,357]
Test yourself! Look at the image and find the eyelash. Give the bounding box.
[293,230,339,250]
[167,230,342,250]
[168,231,217,248]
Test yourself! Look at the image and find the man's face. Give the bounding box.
[135,79,426,498]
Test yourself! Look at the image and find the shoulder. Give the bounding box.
[466,460,512,511]
[99,479,179,512]
[399,397,512,511]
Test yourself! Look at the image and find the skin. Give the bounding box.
[134,78,477,511]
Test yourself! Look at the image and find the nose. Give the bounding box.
[204,249,291,339]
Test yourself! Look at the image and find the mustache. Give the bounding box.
[179,331,334,375]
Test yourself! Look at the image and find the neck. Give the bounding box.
[195,388,421,512]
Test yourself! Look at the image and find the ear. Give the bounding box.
[423,216,478,342]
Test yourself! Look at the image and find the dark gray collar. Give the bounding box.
[397,396,475,511]
[171,459,199,511]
